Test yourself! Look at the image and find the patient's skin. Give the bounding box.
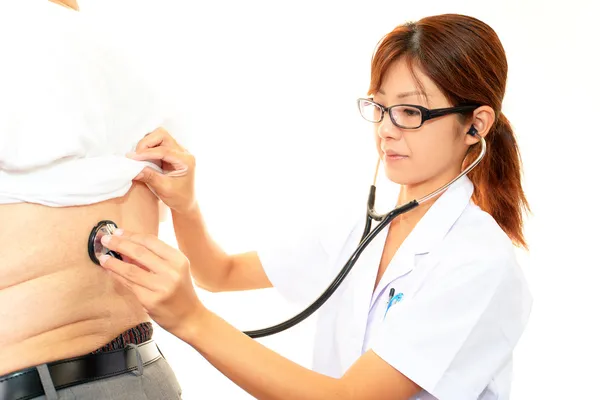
[0,182,159,375]
[48,0,79,11]
[0,0,162,375]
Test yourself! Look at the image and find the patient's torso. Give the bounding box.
[0,182,159,375]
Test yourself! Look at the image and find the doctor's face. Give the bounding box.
[369,58,471,189]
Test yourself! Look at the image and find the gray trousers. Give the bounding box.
[31,353,182,400]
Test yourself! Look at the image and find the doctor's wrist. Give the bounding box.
[171,199,200,218]
[172,303,209,344]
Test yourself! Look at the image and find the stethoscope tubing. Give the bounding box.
[243,135,486,338]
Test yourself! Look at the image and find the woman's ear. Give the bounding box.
[464,105,495,146]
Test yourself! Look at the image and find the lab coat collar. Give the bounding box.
[336,175,474,370]
[410,174,474,255]
[370,175,475,307]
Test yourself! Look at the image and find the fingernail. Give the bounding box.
[98,254,109,265]
[134,172,144,180]
[114,229,123,236]
[126,151,136,157]
[101,235,111,245]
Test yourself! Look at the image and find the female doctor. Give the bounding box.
[99,14,532,400]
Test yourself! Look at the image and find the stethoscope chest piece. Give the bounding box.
[88,220,123,265]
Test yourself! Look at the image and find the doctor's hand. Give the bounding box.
[127,127,197,215]
[98,229,205,338]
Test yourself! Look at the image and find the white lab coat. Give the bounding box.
[258,175,532,400]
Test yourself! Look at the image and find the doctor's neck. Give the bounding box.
[393,161,466,225]
[393,185,436,227]
[49,0,79,11]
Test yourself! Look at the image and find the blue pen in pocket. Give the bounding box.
[384,288,404,319]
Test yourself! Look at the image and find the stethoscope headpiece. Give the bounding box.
[88,220,122,265]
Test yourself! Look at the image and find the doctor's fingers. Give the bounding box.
[100,255,159,292]
[128,147,194,177]
[109,230,186,267]
[100,234,171,275]
[136,127,180,152]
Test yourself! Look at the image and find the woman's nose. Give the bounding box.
[377,112,403,140]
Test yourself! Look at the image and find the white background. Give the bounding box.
[79,0,599,398]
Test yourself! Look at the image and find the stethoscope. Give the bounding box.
[88,129,486,339]
[88,220,123,266]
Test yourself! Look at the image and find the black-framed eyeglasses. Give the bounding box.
[357,98,479,129]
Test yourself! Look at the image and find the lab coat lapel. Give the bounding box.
[336,220,388,372]
[370,176,475,307]
[369,238,417,309]
[335,176,474,372]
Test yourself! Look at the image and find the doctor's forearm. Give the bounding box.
[171,205,231,291]
[179,309,350,400]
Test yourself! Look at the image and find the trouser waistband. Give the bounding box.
[0,339,162,400]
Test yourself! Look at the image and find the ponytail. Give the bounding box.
[465,113,530,249]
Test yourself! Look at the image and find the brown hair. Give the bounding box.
[369,14,530,249]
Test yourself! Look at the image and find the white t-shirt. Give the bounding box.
[258,175,533,400]
[0,1,172,206]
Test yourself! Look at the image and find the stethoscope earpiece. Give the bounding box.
[88,220,123,265]
[467,125,479,136]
